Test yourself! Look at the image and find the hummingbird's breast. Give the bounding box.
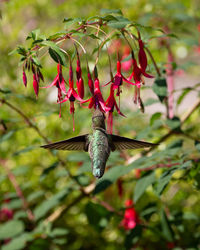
[89,129,110,178]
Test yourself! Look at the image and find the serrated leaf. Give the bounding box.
[134,172,156,203]
[107,16,131,29]
[100,9,123,16]
[0,220,24,240]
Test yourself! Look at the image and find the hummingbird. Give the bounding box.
[41,109,157,178]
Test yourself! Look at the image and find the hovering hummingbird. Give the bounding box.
[41,109,157,178]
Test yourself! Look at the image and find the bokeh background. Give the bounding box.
[0,0,200,249]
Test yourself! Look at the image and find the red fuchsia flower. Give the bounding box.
[41,64,66,117]
[60,65,83,131]
[33,73,39,97]
[105,59,136,92]
[76,58,84,99]
[87,70,94,95]
[22,71,27,87]
[121,200,140,230]
[122,46,132,72]
[167,242,175,249]
[106,84,125,134]
[0,208,13,221]
[81,67,109,113]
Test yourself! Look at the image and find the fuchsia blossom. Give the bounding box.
[76,58,84,99]
[41,64,66,117]
[33,73,39,97]
[22,71,27,87]
[81,67,109,112]
[0,208,13,221]
[105,60,135,93]
[106,84,125,134]
[60,65,83,131]
[121,200,140,230]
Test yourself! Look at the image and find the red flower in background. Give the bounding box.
[0,208,13,221]
[122,46,132,72]
[121,200,140,230]
[106,84,125,134]
[41,64,66,117]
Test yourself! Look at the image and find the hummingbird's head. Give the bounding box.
[92,109,106,129]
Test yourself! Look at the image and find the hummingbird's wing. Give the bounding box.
[41,135,89,151]
[109,134,158,151]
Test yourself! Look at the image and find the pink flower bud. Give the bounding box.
[33,74,39,97]
[23,71,27,87]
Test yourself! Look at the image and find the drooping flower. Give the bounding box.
[106,84,125,134]
[121,200,140,230]
[76,57,84,99]
[41,64,66,117]
[105,59,136,91]
[22,71,27,87]
[33,73,39,97]
[138,39,148,72]
[81,67,109,113]
[60,65,83,131]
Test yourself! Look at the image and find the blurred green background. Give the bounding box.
[0,0,200,249]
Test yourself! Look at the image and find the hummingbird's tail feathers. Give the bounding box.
[109,134,158,151]
[41,135,89,151]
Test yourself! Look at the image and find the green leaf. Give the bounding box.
[177,88,192,106]
[195,141,200,152]
[152,78,167,102]
[13,146,36,156]
[93,165,128,194]
[134,172,156,203]
[2,233,32,250]
[156,168,177,196]
[100,9,123,16]
[160,208,174,242]
[50,228,69,237]
[40,161,59,181]
[32,56,42,68]
[0,220,24,240]
[27,190,44,202]
[85,202,111,232]
[41,41,67,66]
[107,16,131,29]
[150,112,162,126]
[166,117,181,130]
[0,130,16,143]
[33,187,70,220]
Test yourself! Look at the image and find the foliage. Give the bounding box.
[0,1,200,249]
